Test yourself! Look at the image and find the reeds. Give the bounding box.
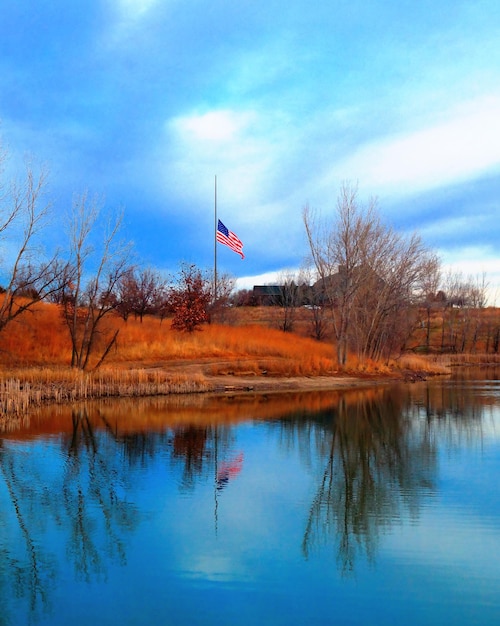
[424,353,500,367]
[390,354,452,374]
[1,301,497,419]
[0,367,210,418]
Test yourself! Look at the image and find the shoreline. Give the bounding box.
[202,372,397,394]
[0,366,410,419]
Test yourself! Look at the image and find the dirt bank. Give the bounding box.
[148,358,400,394]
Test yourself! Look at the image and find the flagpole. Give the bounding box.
[214,175,218,301]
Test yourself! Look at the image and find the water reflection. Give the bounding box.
[275,388,436,574]
[0,370,498,625]
[0,407,144,623]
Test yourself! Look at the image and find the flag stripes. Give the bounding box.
[216,219,245,259]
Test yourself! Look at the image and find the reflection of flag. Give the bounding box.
[217,452,244,490]
[217,219,245,259]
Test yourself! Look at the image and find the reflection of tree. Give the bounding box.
[0,407,143,622]
[169,425,236,492]
[62,408,141,581]
[405,374,495,441]
[299,389,437,576]
[172,426,209,490]
[0,440,57,622]
[0,404,242,620]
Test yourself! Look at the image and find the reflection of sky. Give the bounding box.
[383,508,500,625]
[1,403,500,625]
[161,423,315,585]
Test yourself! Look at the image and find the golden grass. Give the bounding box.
[0,302,340,416]
[0,366,210,418]
[391,354,452,375]
[5,299,498,418]
[112,318,338,366]
[425,353,500,367]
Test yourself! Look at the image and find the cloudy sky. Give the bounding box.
[1,0,499,300]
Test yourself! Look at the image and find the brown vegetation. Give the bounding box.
[1,299,498,418]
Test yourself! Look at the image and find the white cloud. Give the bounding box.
[164,109,277,215]
[175,110,253,143]
[115,0,160,18]
[438,246,500,306]
[236,271,284,290]
[330,96,500,199]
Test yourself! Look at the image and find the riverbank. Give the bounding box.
[0,357,444,419]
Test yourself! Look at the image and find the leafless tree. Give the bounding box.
[208,271,236,323]
[60,192,131,369]
[113,267,168,322]
[270,269,307,332]
[0,153,62,334]
[466,272,489,353]
[304,182,439,365]
[300,265,331,341]
[414,255,441,352]
[439,271,489,353]
[112,267,138,321]
[304,183,377,364]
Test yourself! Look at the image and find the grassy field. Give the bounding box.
[3,299,496,417]
[0,300,456,374]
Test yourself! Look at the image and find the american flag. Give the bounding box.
[216,219,245,259]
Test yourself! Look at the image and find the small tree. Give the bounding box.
[169,264,211,332]
[0,153,62,333]
[60,192,130,369]
[271,269,308,332]
[208,271,236,323]
[114,267,168,322]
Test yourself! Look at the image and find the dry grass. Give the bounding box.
[5,300,493,418]
[0,304,339,374]
[391,354,452,374]
[0,367,210,417]
[0,302,340,416]
[114,319,338,367]
[424,353,500,367]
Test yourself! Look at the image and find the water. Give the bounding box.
[1,368,499,625]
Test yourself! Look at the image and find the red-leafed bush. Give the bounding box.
[169,264,211,333]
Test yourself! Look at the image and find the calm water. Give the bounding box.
[1,368,499,625]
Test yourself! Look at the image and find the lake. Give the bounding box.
[1,368,499,625]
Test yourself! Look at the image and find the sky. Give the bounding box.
[1,0,500,302]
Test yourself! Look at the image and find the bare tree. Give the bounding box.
[208,271,236,323]
[112,267,138,321]
[442,271,489,353]
[60,192,130,369]
[113,267,168,322]
[440,270,463,352]
[304,183,378,364]
[467,272,489,353]
[298,265,331,341]
[270,269,306,332]
[353,231,440,361]
[438,270,489,353]
[0,153,62,334]
[304,182,439,365]
[414,255,441,352]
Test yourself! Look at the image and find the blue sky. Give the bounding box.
[1,0,500,300]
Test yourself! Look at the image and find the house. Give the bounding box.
[253,283,314,306]
[252,285,284,305]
